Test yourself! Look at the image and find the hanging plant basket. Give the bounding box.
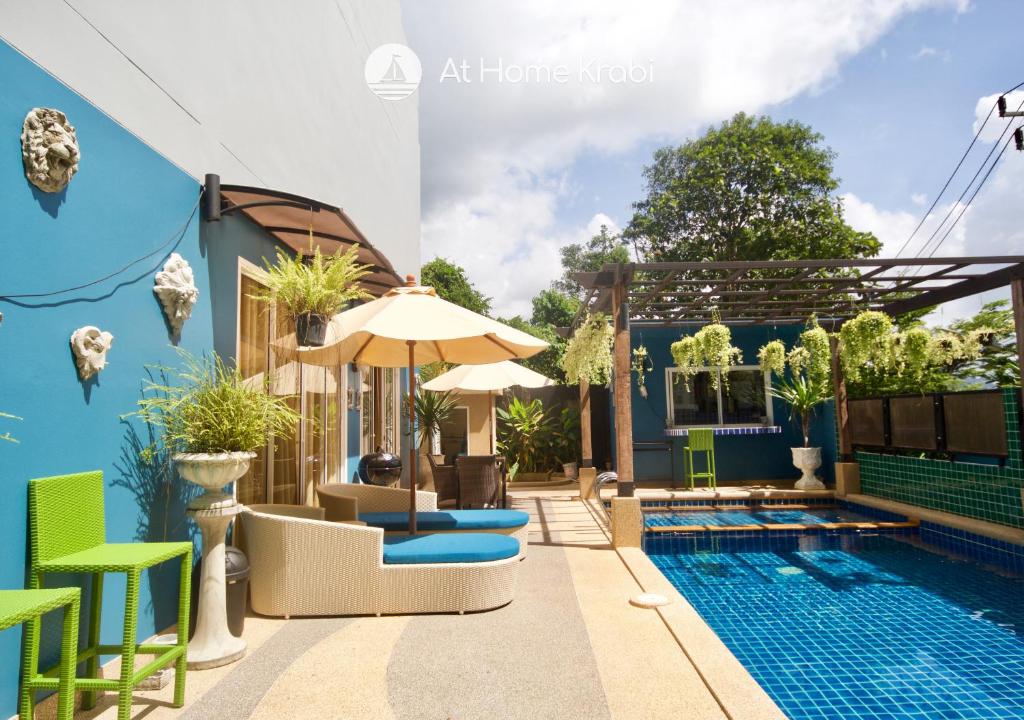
[296,312,330,347]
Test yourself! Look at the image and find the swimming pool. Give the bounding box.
[644,506,884,528]
[647,531,1024,720]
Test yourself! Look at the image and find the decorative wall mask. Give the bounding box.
[21,107,80,193]
[154,253,199,334]
[70,326,114,381]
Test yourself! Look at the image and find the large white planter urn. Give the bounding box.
[791,447,825,490]
[175,451,255,669]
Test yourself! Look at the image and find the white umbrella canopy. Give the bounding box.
[422,360,555,454]
[272,284,547,367]
[271,278,548,533]
[421,360,554,394]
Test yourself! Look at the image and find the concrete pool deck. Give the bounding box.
[35,488,784,720]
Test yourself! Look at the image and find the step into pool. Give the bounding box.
[647,531,1024,720]
[644,506,916,533]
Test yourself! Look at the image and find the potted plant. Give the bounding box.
[561,313,614,387]
[770,374,832,490]
[254,245,371,347]
[127,350,300,504]
[413,389,458,488]
[551,405,581,479]
[497,396,555,482]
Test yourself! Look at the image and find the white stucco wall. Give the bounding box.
[0,0,420,275]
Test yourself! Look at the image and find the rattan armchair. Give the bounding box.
[455,455,501,509]
[428,454,459,508]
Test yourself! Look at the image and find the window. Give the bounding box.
[359,366,400,455]
[666,366,772,428]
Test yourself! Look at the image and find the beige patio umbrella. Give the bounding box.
[273,276,548,533]
[422,360,554,453]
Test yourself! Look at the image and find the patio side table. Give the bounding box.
[0,587,80,720]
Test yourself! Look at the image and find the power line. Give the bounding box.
[0,198,200,300]
[923,128,1020,259]
[893,79,1024,258]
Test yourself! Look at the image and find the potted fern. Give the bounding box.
[127,350,299,503]
[254,246,371,347]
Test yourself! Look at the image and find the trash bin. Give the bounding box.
[189,546,250,639]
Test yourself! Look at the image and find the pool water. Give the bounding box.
[645,507,881,528]
[648,533,1024,720]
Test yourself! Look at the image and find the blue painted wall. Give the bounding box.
[616,325,837,485]
[0,40,207,716]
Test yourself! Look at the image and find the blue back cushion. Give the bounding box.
[361,510,529,531]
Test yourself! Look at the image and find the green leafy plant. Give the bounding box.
[252,245,371,319]
[770,374,832,448]
[125,349,300,454]
[631,345,653,398]
[1,411,21,444]
[550,405,581,466]
[413,390,458,449]
[757,340,786,376]
[562,313,614,386]
[838,310,893,383]
[670,310,742,390]
[497,396,555,473]
[798,317,831,386]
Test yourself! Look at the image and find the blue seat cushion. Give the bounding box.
[382,533,520,564]
[360,510,529,532]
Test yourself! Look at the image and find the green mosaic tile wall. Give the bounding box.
[856,388,1024,529]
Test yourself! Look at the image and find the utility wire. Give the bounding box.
[893,79,1024,258]
[923,128,1019,259]
[0,198,200,300]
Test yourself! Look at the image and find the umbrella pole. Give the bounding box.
[490,393,495,454]
[407,340,417,536]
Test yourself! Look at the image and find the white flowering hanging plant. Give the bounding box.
[561,313,614,386]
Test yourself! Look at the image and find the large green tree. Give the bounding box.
[420,257,491,315]
[499,315,566,383]
[942,300,1020,388]
[531,289,580,328]
[625,113,880,263]
[554,224,632,297]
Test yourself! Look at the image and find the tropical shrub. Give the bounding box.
[126,349,299,455]
[497,397,555,473]
[550,405,581,466]
[252,245,371,319]
[770,375,832,448]
[562,313,614,386]
[413,390,458,449]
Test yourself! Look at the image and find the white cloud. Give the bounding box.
[911,192,927,205]
[405,0,967,316]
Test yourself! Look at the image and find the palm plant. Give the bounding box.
[497,397,555,473]
[125,349,299,454]
[770,374,832,448]
[413,390,458,451]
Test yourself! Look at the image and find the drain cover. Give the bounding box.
[630,592,670,608]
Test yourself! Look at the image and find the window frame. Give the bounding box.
[664,364,774,429]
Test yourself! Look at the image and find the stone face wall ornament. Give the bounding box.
[154,253,199,334]
[70,326,114,381]
[21,107,80,193]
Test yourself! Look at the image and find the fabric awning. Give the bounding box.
[219,185,403,295]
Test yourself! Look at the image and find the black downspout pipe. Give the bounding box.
[203,173,221,221]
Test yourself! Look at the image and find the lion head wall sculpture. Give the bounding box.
[70,326,114,381]
[21,108,80,193]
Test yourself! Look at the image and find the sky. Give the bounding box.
[401,0,1024,322]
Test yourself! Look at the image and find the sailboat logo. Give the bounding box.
[365,43,422,101]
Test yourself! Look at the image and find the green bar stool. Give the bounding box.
[0,588,80,720]
[683,428,717,490]
[27,470,193,720]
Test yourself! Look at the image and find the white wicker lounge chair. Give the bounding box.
[239,505,521,617]
[316,484,529,558]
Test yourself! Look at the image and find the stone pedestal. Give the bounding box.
[610,496,643,549]
[187,501,246,669]
[834,462,861,497]
[578,467,598,500]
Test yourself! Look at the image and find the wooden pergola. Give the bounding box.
[568,256,1024,496]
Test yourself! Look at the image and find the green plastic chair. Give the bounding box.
[1,588,80,720]
[683,429,717,489]
[27,470,193,720]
